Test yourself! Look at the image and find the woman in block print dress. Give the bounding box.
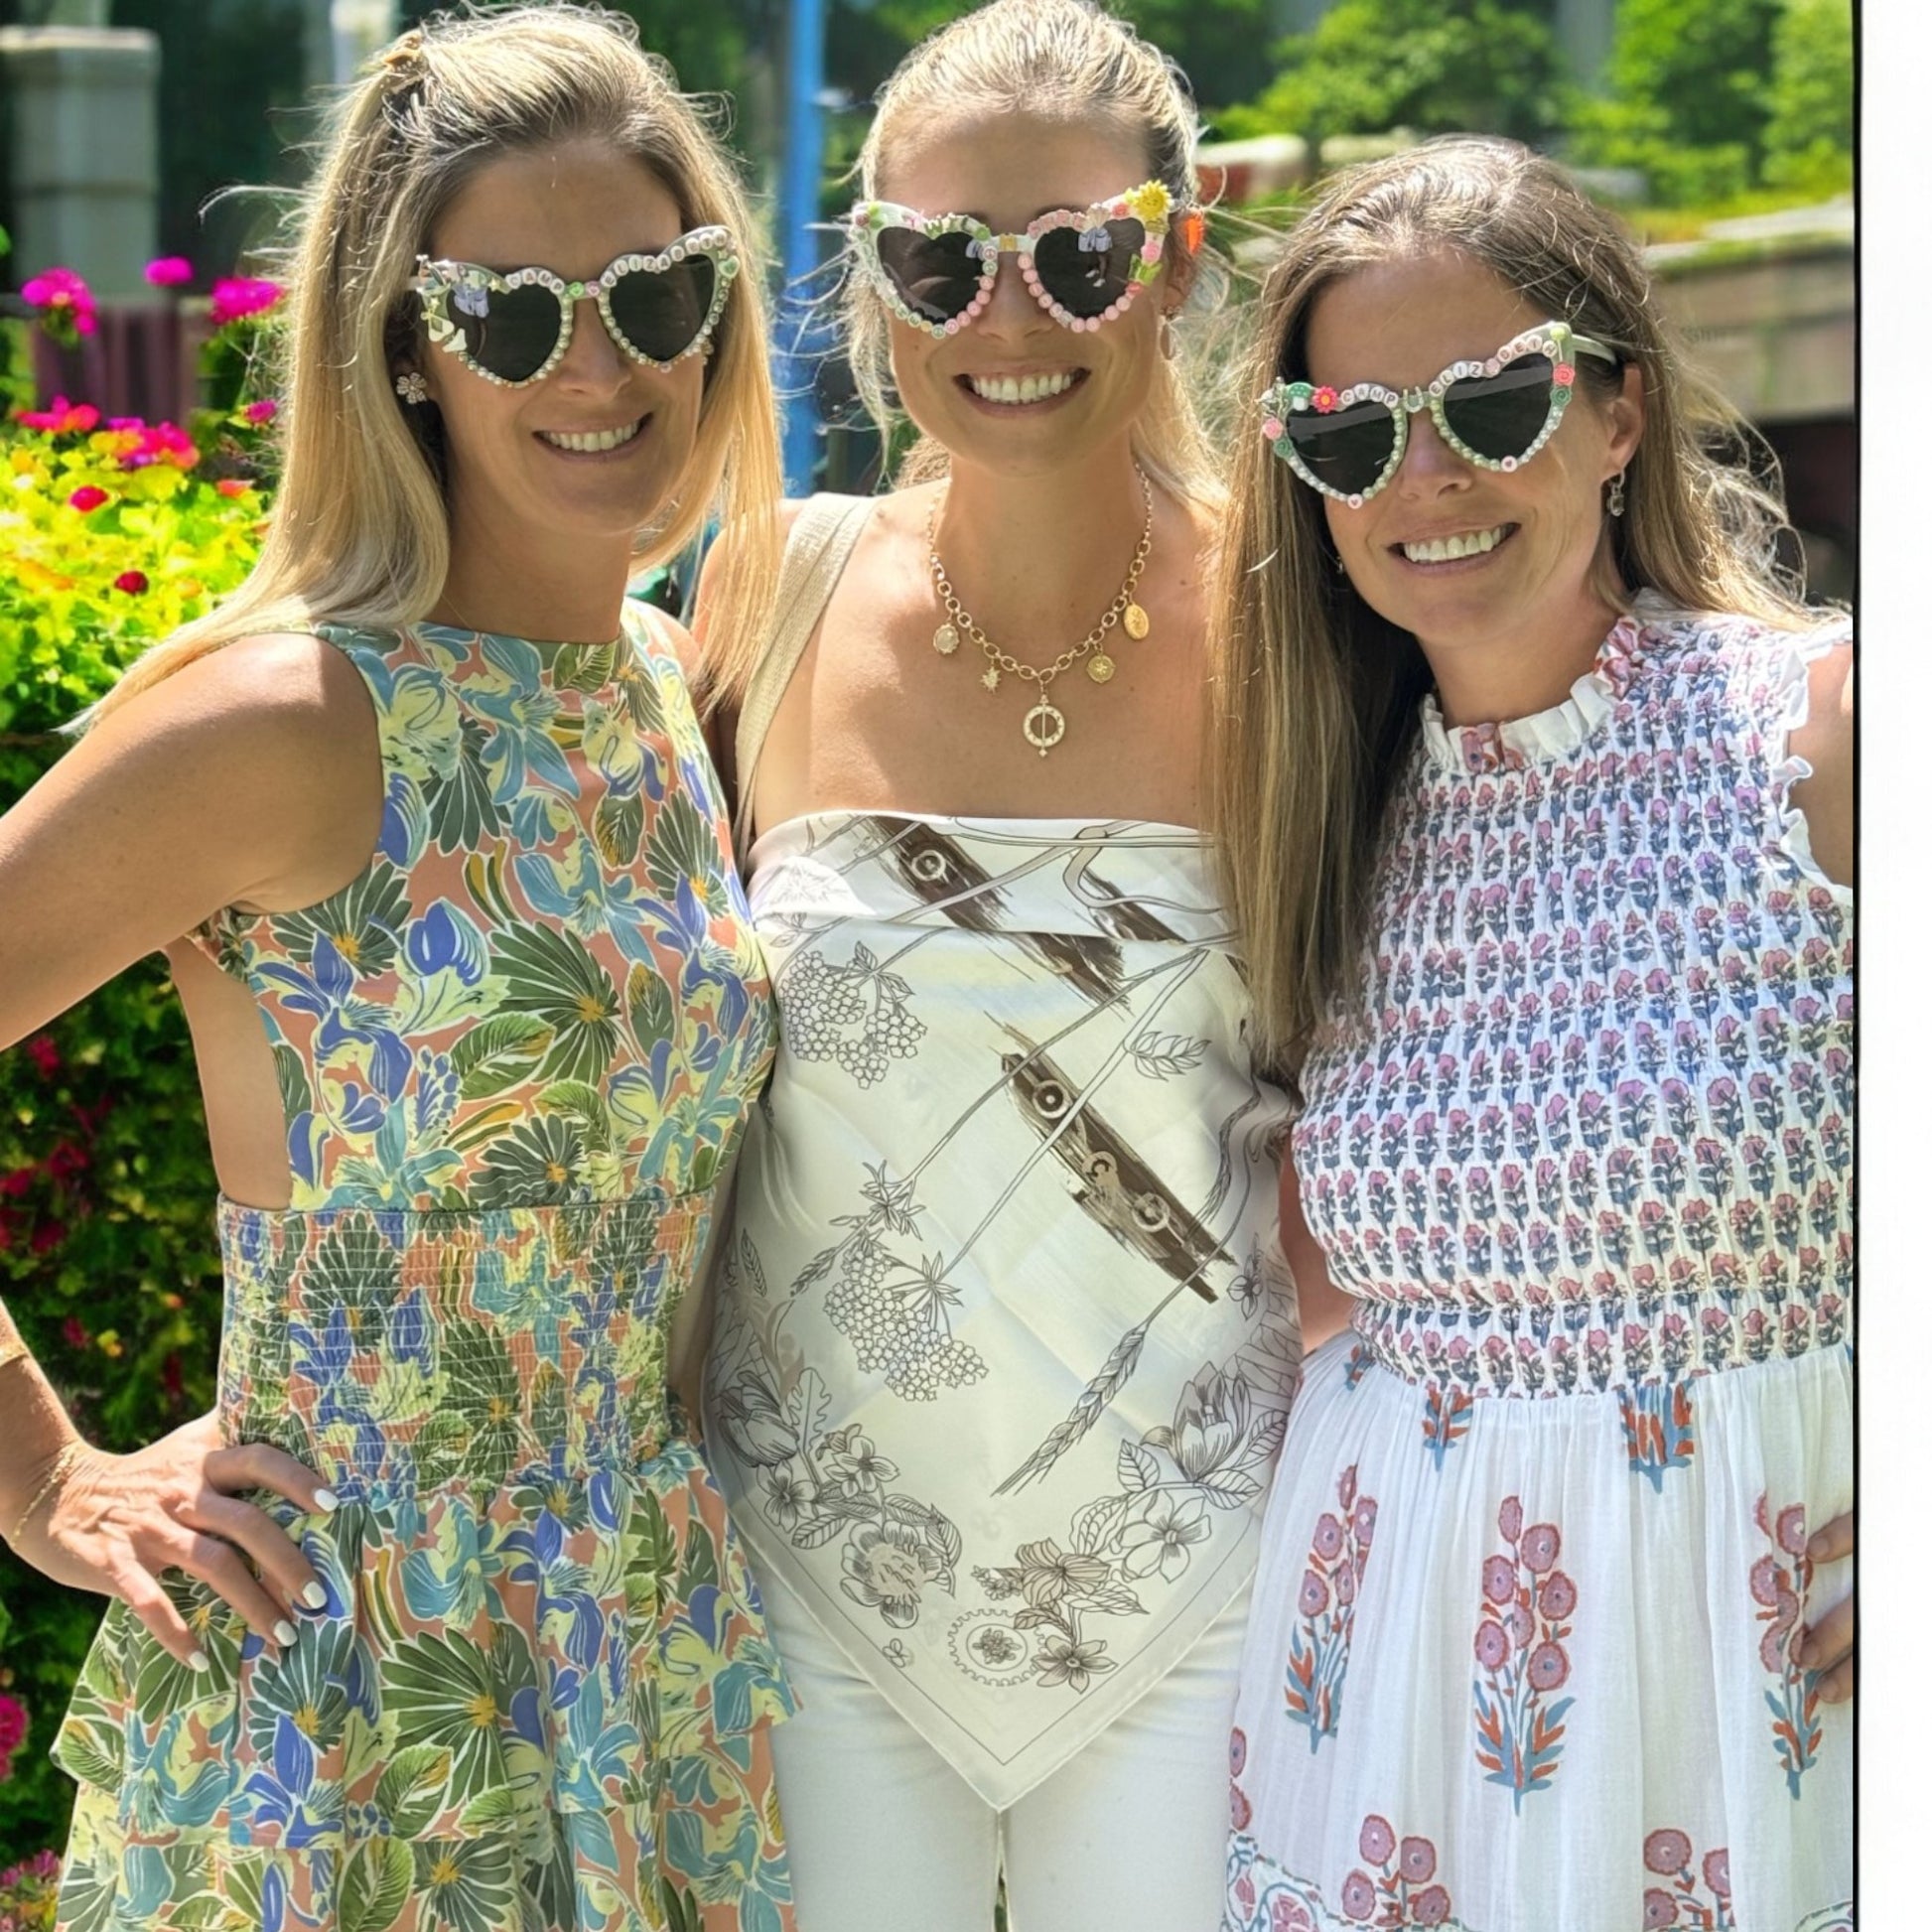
[1205,138,1854,1932]
[0,12,799,1928]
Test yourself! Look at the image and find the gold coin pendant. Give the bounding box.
[1123,603,1150,641]
[933,622,959,655]
[1087,654,1116,684]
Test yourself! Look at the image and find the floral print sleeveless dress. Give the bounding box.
[53,609,796,1932]
[1225,601,1853,1932]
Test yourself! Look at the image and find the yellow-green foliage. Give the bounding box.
[1,408,266,735]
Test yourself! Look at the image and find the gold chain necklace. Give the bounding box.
[926,468,1154,757]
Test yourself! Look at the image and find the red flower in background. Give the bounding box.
[112,570,149,595]
[24,1035,60,1080]
[67,484,109,514]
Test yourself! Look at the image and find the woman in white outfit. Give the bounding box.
[694,3,1301,1927]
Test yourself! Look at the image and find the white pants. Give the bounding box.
[759,1566,1250,1932]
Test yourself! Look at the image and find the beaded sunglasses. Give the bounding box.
[414,228,739,387]
[849,180,1184,338]
[1259,320,1618,506]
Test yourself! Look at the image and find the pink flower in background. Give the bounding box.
[22,265,97,337]
[16,394,99,434]
[112,570,149,595]
[67,485,108,513]
[0,1695,25,1754]
[114,420,199,472]
[242,397,278,425]
[144,255,194,287]
[209,276,282,326]
[25,1035,60,1079]
[215,478,252,498]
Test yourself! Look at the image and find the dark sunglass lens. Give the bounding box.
[1287,401,1400,496]
[1442,352,1556,462]
[609,254,719,362]
[1032,217,1146,319]
[452,282,562,383]
[876,228,982,325]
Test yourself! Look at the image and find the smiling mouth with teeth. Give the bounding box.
[961,370,1085,407]
[1398,523,1515,565]
[538,417,644,454]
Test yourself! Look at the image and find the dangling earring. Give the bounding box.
[1159,314,1177,361]
[394,369,429,405]
[1606,469,1626,518]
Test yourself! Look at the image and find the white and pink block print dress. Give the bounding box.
[1226,599,1853,1932]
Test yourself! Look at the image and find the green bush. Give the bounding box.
[1761,0,1855,196]
[1211,0,1566,151]
[0,315,270,1862]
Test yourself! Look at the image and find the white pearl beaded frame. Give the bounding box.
[414,227,740,387]
[1258,319,1616,508]
[848,180,1175,341]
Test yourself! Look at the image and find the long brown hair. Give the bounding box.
[95,3,780,722]
[1205,135,1815,1079]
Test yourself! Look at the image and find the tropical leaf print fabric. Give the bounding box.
[1225,603,1853,1932]
[705,813,1301,1807]
[53,609,793,1932]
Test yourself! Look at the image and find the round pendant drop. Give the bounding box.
[1123,602,1150,641]
[1087,653,1116,684]
[1023,700,1066,756]
[933,622,960,655]
[981,666,1001,690]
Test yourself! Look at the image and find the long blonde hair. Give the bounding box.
[1206,135,1816,1081]
[845,0,1223,512]
[96,2,780,721]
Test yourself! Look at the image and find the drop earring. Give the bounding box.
[1606,469,1626,518]
[1159,314,1177,361]
[395,369,429,405]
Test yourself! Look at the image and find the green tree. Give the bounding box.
[1213,0,1565,149]
[1761,0,1854,195]
[1568,0,1784,204]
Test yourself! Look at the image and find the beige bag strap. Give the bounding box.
[732,492,876,852]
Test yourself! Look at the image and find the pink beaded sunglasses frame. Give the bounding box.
[848,180,1181,339]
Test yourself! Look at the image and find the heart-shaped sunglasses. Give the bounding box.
[413,228,739,387]
[848,181,1184,338]
[1260,320,1619,506]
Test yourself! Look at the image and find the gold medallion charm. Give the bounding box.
[933,623,959,655]
[981,666,1001,690]
[1123,602,1150,641]
[1023,700,1066,756]
[1087,654,1116,684]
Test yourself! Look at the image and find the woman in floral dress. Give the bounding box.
[1205,139,1853,1931]
[0,12,795,1929]
[694,5,1301,1928]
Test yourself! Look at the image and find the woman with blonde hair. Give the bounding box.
[697,2,1301,1926]
[0,8,796,1927]
[1210,137,1853,1931]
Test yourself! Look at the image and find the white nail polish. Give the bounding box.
[314,1487,341,1513]
[274,1619,299,1647]
[188,1649,210,1674]
[301,1581,328,1609]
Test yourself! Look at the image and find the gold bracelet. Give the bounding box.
[7,1440,88,1546]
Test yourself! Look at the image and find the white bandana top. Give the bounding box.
[705,812,1300,1804]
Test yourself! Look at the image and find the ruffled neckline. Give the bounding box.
[1418,599,1656,775]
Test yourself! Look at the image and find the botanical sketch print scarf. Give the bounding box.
[705,813,1301,1805]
